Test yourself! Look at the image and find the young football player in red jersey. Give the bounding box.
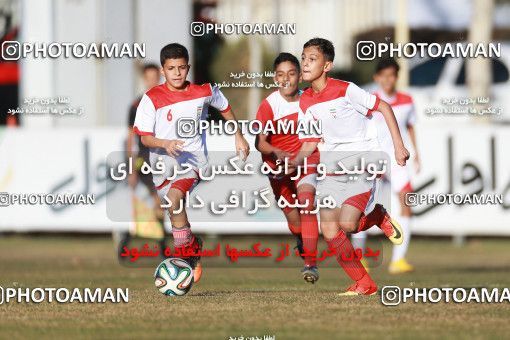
[134,43,250,283]
[255,53,320,283]
[292,38,410,295]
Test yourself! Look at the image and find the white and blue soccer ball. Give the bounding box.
[154,258,194,296]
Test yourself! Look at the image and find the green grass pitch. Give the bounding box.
[0,235,509,339]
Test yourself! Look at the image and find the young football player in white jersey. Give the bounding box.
[352,58,420,274]
[255,53,320,283]
[291,38,410,296]
[134,43,250,282]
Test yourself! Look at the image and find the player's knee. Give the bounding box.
[166,189,185,212]
[338,220,358,233]
[281,205,294,215]
[320,222,338,239]
[167,187,184,200]
[297,192,315,213]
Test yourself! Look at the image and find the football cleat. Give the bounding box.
[193,262,203,283]
[373,204,403,245]
[389,258,414,274]
[116,231,132,262]
[186,235,203,283]
[294,235,305,260]
[301,265,319,284]
[338,277,377,296]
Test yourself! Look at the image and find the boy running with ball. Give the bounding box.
[133,43,250,283]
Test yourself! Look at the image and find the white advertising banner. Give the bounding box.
[0,128,129,231]
[0,125,508,235]
[405,125,510,235]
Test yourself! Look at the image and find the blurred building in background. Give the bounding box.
[2,0,510,125]
[2,0,192,128]
[216,0,395,70]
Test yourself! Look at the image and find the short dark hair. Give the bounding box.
[143,63,159,73]
[303,38,335,62]
[375,58,400,74]
[273,52,300,72]
[160,43,189,66]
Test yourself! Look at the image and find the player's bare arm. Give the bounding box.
[140,135,184,157]
[255,133,292,162]
[288,141,319,173]
[408,124,421,173]
[376,99,410,166]
[126,126,139,187]
[219,108,250,158]
[127,127,136,160]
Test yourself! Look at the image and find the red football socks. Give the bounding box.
[325,230,372,283]
[298,191,319,266]
[356,204,385,233]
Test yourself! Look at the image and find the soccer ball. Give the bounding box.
[154,258,194,296]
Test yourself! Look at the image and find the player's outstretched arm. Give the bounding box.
[220,108,250,159]
[126,127,139,188]
[290,141,319,170]
[376,100,410,166]
[408,125,421,173]
[140,135,184,157]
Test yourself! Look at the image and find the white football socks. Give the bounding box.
[351,231,367,253]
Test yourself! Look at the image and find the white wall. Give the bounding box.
[19,0,193,127]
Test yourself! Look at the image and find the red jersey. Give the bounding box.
[256,90,319,168]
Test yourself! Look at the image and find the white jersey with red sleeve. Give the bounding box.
[298,78,381,172]
[372,91,416,159]
[298,78,380,151]
[134,82,230,151]
[372,91,416,192]
[256,90,319,168]
[133,82,230,189]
